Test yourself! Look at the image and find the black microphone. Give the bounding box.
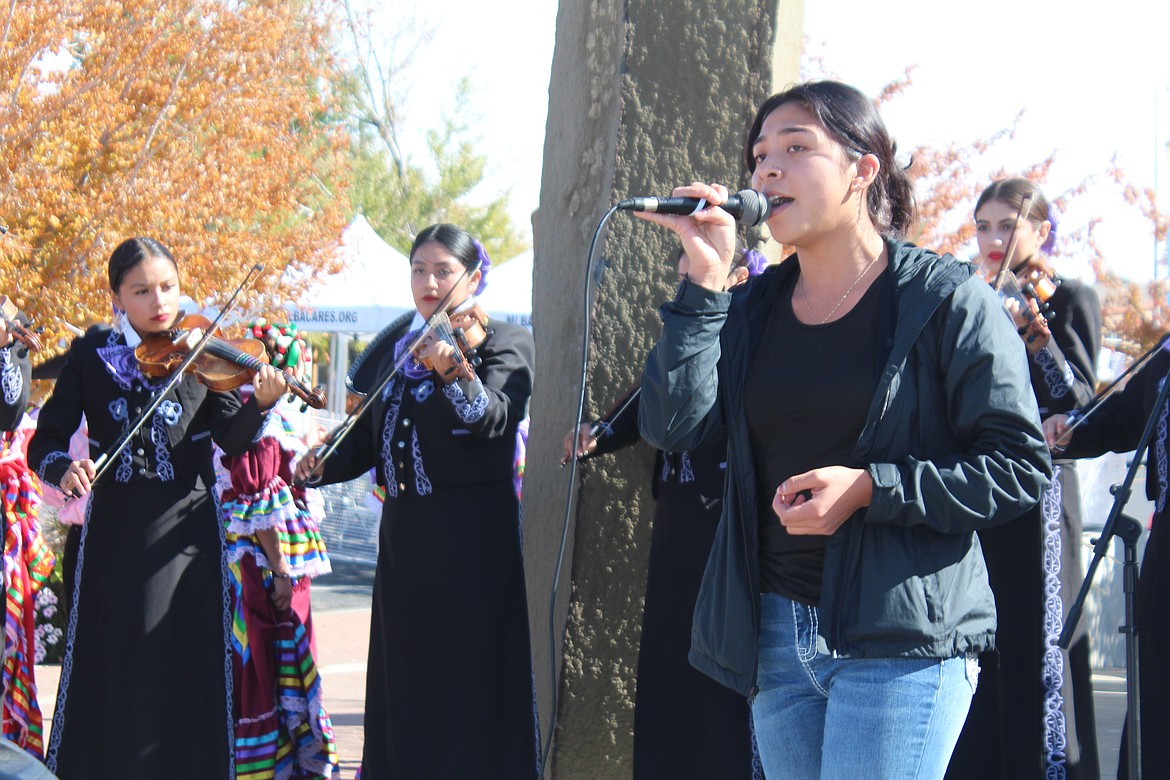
[617,189,772,227]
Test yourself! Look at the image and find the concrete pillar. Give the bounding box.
[525,2,804,776]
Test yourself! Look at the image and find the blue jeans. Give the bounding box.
[752,592,978,780]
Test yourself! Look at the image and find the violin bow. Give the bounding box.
[71,263,265,496]
[1054,333,1170,451]
[296,257,482,487]
[559,382,642,466]
[991,190,1037,292]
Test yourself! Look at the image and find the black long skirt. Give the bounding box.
[360,481,540,779]
[633,455,758,780]
[948,464,1098,779]
[47,479,232,780]
[1118,510,1170,778]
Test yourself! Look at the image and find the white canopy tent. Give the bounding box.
[288,216,534,412]
[289,216,533,333]
[288,215,414,334]
[477,249,533,330]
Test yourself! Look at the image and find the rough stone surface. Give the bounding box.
[525,3,803,776]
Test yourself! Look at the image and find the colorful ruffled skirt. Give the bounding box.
[0,434,54,758]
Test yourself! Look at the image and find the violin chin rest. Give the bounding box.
[181,328,204,350]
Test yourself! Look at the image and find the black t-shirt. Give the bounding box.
[744,267,886,605]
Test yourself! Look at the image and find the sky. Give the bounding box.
[385,1,1169,282]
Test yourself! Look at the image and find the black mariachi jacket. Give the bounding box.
[1024,276,1101,418]
[317,318,534,492]
[1061,345,1170,505]
[640,239,1053,696]
[29,324,266,492]
[0,343,31,433]
[587,385,726,502]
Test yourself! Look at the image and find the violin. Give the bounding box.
[134,314,327,409]
[412,299,489,384]
[1013,258,1060,319]
[0,296,43,353]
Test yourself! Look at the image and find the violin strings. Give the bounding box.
[428,311,470,371]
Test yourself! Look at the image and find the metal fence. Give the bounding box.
[315,472,381,565]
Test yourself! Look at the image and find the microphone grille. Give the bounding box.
[737,189,771,227]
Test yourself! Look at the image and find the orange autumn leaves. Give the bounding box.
[0,0,351,350]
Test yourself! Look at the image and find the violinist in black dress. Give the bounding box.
[1045,346,1170,779]
[28,237,289,779]
[949,179,1102,779]
[564,248,765,779]
[296,223,540,780]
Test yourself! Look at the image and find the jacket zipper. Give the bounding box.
[832,380,894,653]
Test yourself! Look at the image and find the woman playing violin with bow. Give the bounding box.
[294,223,540,780]
[948,179,1103,779]
[1043,339,1170,779]
[28,237,289,780]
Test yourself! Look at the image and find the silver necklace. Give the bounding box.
[798,250,882,324]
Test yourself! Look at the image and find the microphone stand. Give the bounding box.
[1057,363,1170,780]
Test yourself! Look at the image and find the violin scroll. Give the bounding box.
[291,379,327,410]
[0,296,44,353]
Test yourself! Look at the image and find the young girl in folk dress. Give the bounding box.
[29,237,289,779]
[218,319,337,779]
[296,223,540,780]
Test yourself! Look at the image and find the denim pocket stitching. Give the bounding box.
[791,602,829,697]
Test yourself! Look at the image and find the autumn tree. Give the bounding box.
[0,0,351,350]
[338,0,526,263]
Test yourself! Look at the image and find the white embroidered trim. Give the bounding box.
[380,381,405,498]
[442,379,489,424]
[0,347,22,406]
[411,428,432,496]
[108,399,133,482]
[1041,469,1068,778]
[36,451,71,484]
[215,487,238,779]
[47,493,94,771]
[150,400,182,481]
[659,453,695,484]
[412,379,434,403]
[1157,383,1169,513]
[1034,348,1073,400]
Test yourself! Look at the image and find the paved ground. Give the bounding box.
[34,559,375,780]
[32,557,1136,779]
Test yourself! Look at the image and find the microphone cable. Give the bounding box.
[540,204,619,774]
